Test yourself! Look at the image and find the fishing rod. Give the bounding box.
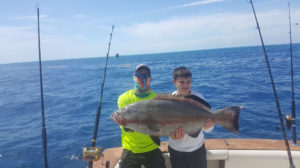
[36,4,49,168]
[286,0,297,145]
[83,25,114,168]
[249,0,295,167]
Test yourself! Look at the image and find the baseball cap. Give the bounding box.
[135,64,151,74]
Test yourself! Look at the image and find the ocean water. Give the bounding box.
[0,44,300,168]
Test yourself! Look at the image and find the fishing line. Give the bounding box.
[36,4,49,168]
[88,25,115,168]
[249,0,295,167]
[287,0,297,144]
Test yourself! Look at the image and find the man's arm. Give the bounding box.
[118,93,134,132]
[118,94,128,109]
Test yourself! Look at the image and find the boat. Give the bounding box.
[87,1,300,168]
[92,139,300,168]
[30,2,299,168]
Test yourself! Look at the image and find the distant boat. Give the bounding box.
[116,53,119,58]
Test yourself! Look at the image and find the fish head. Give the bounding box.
[111,109,127,126]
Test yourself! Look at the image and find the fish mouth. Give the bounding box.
[111,112,126,126]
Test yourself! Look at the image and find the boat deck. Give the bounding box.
[93,139,300,168]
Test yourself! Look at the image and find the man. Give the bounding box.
[117,64,165,168]
[169,66,215,168]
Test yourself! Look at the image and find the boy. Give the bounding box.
[168,66,215,168]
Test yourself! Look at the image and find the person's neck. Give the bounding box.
[177,90,191,96]
[134,89,150,98]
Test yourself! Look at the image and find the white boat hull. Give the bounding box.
[93,139,300,168]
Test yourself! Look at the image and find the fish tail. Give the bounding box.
[213,106,241,134]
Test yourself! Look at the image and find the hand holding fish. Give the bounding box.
[171,127,185,140]
[203,118,215,130]
[171,118,214,140]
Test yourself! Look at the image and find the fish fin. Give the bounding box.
[188,129,202,138]
[185,95,211,109]
[147,123,160,132]
[154,94,211,111]
[213,106,242,134]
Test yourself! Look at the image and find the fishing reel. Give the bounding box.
[275,115,295,131]
[285,115,295,130]
[83,147,103,161]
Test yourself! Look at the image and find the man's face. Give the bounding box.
[173,76,191,96]
[134,69,151,91]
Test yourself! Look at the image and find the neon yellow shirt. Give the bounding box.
[118,89,158,153]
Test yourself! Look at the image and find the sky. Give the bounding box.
[1,0,300,64]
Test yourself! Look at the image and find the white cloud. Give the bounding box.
[0,26,106,64]
[171,0,226,9]
[181,0,226,7]
[115,9,300,55]
[73,35,86,40]
[122,13,253,40]
[0,26,36,43]
[11,15,46,20]
[1,7,300,64]
[73,14,85,19]
[11,15,60,23]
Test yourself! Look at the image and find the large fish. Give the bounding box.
[111,94,241,137]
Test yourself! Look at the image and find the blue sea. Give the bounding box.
[0,44,300,168]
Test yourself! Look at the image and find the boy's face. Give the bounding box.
[173,76,191,96]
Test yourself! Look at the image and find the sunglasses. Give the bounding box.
[135,73,150,78]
